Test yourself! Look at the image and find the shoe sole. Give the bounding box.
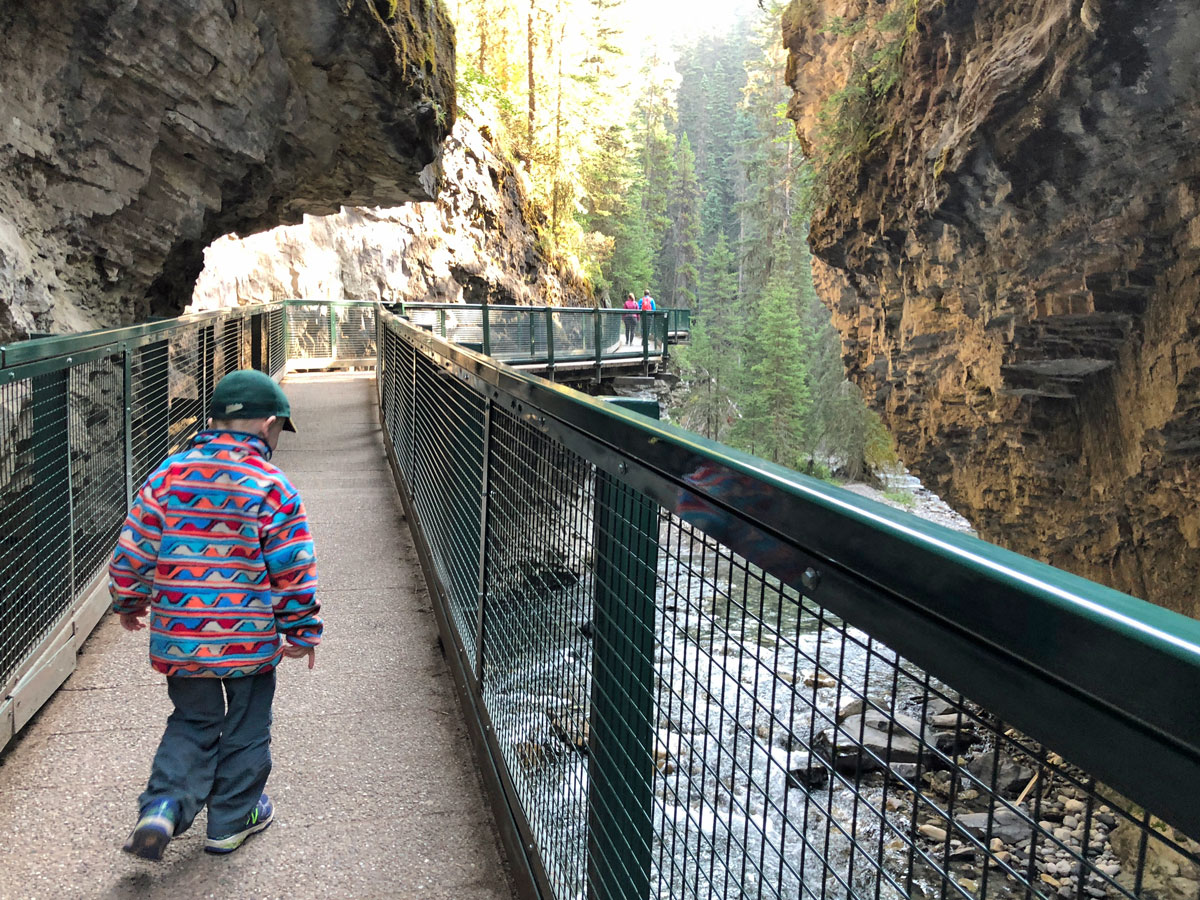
[122,813,175,861]
[204,813,273,855]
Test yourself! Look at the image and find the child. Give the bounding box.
[109,369,321,860]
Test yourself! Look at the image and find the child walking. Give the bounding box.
[109,369,322,860]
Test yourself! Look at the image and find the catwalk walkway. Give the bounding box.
[0,373,515,900]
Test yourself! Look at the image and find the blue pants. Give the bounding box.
[140,670,275,839]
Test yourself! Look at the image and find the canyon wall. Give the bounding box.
[192,108,591,309]
[783,0,1200,614]
[0,0,455,342]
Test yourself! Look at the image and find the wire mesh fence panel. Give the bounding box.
[644,512,1200,900]
[408,350,487,670]
[67,355,127,594]
[597,310,632,357]
[130,339,172,492]
[0,305,289,707]
[216,316,243,382]
[268,307,286,377]
[488,308,541,361]
[394,338,417,480]
[447,307,484,347]
[552,311,598,360]
[333,304,377,364]
[403,305,444,336]
[527,496,1200,900]
[166,328,210,457]
[373,310,1200,900]
[287,303,334,363]
[483,404,597,899]
[0,374,47,687]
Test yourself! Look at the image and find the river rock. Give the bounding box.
[965,751,1033,797]
[918,824,948,843]
[815,710,930,775]
[956,806,1038,845]
[786,752,829,791]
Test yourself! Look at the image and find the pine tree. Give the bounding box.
[734,262,811,465]
[672,319,739,441]
[659,135,702,307]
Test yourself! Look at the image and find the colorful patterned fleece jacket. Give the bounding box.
[109,430,321,677]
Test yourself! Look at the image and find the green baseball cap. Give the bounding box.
[209,370,297,432]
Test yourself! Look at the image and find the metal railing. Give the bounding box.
[0,304,297,740]
[284,299,379,370]
[397,302,674,376]
[376,307,1200,900]
[664,307,692,338]
[4,299,1199,900]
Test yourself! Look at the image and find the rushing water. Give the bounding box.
[482,510,972,900]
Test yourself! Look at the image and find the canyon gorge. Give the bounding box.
[784,0,1200,614]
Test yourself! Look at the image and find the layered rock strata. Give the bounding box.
[192,108,590,308]
[784,0,1200,614]
[0,0,455,341]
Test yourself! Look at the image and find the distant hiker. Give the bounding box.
[623,292,639,343]
[110,370,321,861]
[641,290,657,312]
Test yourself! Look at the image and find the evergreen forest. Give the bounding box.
[448,0,895,479]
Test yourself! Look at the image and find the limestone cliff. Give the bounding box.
[0,0,455,342]
[783,0,1200,615]
[192,107,591,309]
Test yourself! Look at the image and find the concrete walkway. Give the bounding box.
[0,373,515,900]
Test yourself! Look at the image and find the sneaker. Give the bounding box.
[122,798,180,861]
[204,794,274,854]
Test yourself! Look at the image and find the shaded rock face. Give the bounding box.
[192,110,591,308]
[0,0,455,342]
[784,0,1200,614]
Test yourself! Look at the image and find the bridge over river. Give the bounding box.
[0,302,1197,900]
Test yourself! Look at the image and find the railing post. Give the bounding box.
[439,308,447,339]
[641,312,650,377]
[282,304,291,371]
[329,303,340,364]
[588,398,660,900]
[594,308,603,383]
[31,366,74,607]
[200,324,215,412]
[250,312,264,372]
[481,301,491,356]
[545,307,555,381]
[133,340,170,480]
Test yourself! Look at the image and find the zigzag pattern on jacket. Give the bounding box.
[110,430,321,677]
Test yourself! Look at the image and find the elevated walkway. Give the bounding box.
[0,373,515,900]
[2,300,1199,900]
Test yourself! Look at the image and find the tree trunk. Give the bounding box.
[526,2,536,171]
[552,9,564,242]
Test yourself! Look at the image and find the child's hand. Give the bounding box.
[119,611,147,632]
[281,644,316,670]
